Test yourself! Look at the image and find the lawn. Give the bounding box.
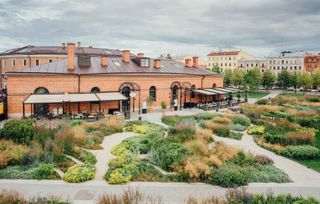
[233,92,269,99]
[278,92,305,99]
[296,159,320,172]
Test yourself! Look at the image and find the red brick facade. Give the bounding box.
[7,73,223,118]
[304,53,320,73]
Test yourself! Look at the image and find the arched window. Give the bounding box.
[90,87,100,93]
[34,87,49,94]
[212,83,217,88]
[191,84,196,98]
[149,86,156,101]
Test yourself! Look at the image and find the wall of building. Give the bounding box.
[207,51,251,71]
[238,59,267,72]
[304,54,320,73]
[6,73,223,118]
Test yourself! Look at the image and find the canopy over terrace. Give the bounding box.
[22,92,128,117]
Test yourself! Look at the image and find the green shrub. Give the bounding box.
[255,99,270,105]
[230,131,243,140]
[229,123,247,132]
[0,119,35,144]
[194,113,217,121]
[247,125,265,135]
[78,149,97,165]
[63,164,96,183]
[0,165,36,179]
[252,193,319,203]
[107,168,131,184]
[214,127,230,137]
[34,163,56,180]
[150,141,188,171]
[69,120,82,127]
[232,115,251,127]
[125,122,162,134]
[282,145,320,160]
[168,122,196,142]
[248,164,291,183]
[264,133,286,144]
[105,153,139,184]
[211,164,250,187]
[111,143,130,156]
[296,117,320,129]
[306,97,320,102]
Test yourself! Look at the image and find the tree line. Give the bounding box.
[211,65,320,92]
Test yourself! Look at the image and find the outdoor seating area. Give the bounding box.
[22,91,128,120]
[191,87,247,111]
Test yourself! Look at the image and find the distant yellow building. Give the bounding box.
[207,51,251,72]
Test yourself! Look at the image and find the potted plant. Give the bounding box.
[161,101,167,114]
[146,96,154,113]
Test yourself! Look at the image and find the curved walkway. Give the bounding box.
[214,132,320,185]
[89,132,135,180]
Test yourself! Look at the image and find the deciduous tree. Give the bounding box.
[244,67,262,92]
[277,70,291,90]
[262,69,276,90]
[297,71,313,92]
[312,69,320,89]
[224,69,232,87]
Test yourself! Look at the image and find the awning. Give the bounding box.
[214,88,234,93]
[225,88,244,92]
[193,89,217,95]
[24,92,128,104]
[67,93,99,103]
[96,92,127,101]
[204,89,227,94]
[24,94,65,104]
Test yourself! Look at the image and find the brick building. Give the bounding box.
[4,43,224,118]
[304,53,320,73]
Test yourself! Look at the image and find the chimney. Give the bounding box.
[67,43,75,70]
[77,42,81,49]
[61,43,66,49]
[185,58,192,68]
[122,50,130,63]
[154,59,161,69]
[137,53,144,58]
[101,54,108,67]
[192,56,199,68]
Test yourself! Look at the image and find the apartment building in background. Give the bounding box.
[266,51,305,76]
[238,57,268,72]
[207,51,251,71]
[304,53,320,73]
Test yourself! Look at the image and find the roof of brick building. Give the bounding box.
[0,45,122,57]
[7,56,220,76]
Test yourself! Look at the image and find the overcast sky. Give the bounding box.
[0,0,319,57]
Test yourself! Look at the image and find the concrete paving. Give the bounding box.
[0,180,319,204]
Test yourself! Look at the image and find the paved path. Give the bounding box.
[0,180,319,204]
[248,90,281,104]
[89,132,135,180]
[214,132,320,185]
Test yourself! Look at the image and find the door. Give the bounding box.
[121,86,131,119]
[34,87,49,117]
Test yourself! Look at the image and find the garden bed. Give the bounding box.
[242,95,320,172]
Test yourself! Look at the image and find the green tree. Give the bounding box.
[289,72,299,92]
[261,69,276,90]
[297,71,313,92]
[277,70,291,90]
[224,69,232,87]
[312,69,320,89]
[243,67,262,92]
[211,64,222,74]
[231,69,244,88]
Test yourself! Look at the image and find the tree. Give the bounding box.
[297,71,313,92]
[312,69,320,89]
[289,72,299,92]
[261,69,276,90]
[231,69,244,88]
[211,64,222,74]
[277,70,291,90]
[243,67,262,92]
[224,69,232,87]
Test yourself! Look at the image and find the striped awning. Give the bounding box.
[24,92,127,104]
[193,89,217,95]
[204,89,227,94]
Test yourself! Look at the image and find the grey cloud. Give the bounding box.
[0,0,319,57]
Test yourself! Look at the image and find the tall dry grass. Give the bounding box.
[98,188,161,204]
[210,143,238,162]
